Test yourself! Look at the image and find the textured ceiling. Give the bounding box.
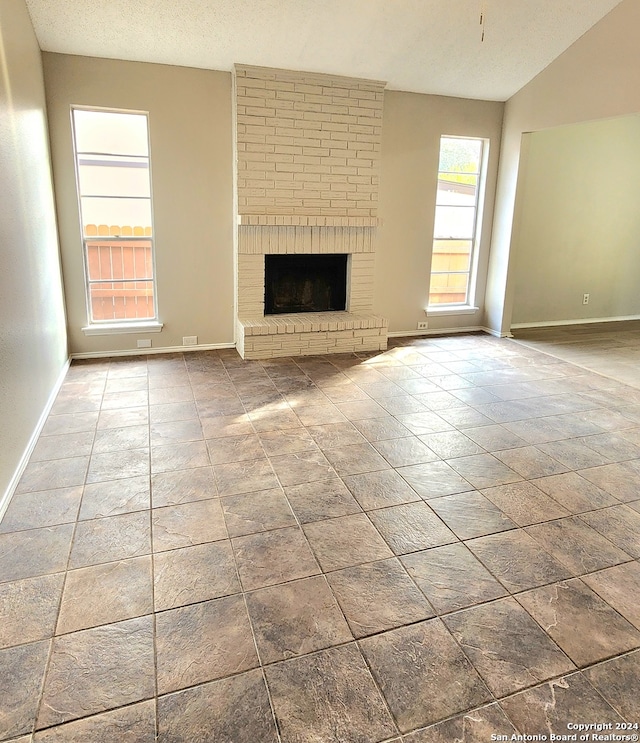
[25,0,622,101]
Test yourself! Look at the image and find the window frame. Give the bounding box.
[70,105,160,330]
[428,134,489,311]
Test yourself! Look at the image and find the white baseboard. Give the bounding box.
[0,357,71,523]
[511,315,640,330]
[388,325,486,338]
[71,342,236,360]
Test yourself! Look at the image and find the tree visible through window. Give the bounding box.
[428,136,486,306]
[72,109,157,323]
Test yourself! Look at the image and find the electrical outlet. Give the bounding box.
[183,336,198,346]
[583,293,590,305]
[137,339,152,349]
[417,321,429,330]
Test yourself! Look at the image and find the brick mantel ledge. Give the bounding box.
[237,215,380,228]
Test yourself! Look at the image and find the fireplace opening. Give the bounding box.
[264,254,348,315]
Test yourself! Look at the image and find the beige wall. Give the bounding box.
[511,115,640,325]
[0,0,68,511]
[486,0,640,333]
[43,54,235,355]
[376,91,504,334]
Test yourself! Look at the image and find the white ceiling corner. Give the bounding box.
[25,0,624,101]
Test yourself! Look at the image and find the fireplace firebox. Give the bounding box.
[264,254,348,315]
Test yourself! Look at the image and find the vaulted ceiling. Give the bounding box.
[26,0,622,101]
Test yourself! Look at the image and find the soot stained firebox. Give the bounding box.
[264,254,348,315]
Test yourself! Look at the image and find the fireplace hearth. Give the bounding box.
[264,254,348,315]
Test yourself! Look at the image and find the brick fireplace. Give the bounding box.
[234,65,389,359]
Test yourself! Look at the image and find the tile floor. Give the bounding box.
[1,329,640,742]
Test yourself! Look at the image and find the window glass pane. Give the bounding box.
[436,176,477,206]
[86,240,154,281]
[77,155,150,198]
[89,281,155,322]
[431,240,472,273]
[438,137,482,173]
[434,206,475,239]
[80,196,152,231]
[73,110,149,156]
[428,272,469,305]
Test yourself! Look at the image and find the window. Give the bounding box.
[72,108,157,325]
[428,136,487,307]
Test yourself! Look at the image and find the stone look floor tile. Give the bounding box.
[463,424,528,452]
[492,445,569,479]
[153,540,240,611]
[152,498,227,552]
[417,430,484,459]
[17,457,89,494]
[0,573,64,649]
[214,459,280,496]
[466,529,572,592]
[0,524,74,583]
[30,431,94,462]
[583,650,640,719]
[403,703,517,743]
[79,477,150,520]
[352,415,413,442]
[92,425,149,454]
[0,488,82,533]
[150,441,210,474]
[284,478,362,523]
[306,422,367,450]
[155,595,259,695]
[360,619,491,732]
[532,471,618,513]
[246,575,352,663]
[326,558,434,638]
[481,481,570,526]
[343,469,421,510]
[156,669,278,743]
[56,556,153,634]
[269,448,339,486]
[303,513,393,571]
[69,512,151,569]
[398,460,474,499]
[537,438,611,470]
[443,597,575,697]
[427,490,516,540]
[578,461,640,502]
[221,488,296,537]
[446,453,523,489]
[499,672,622,734]
[86,449,149,483]
[206,433,266,465]
[582,561,640,629]
[579,505,640,557]
[38,616,155,728]
[0,640,50,740]
[524,517,631,575]
[401,543,507,614]
[232,526,320,590]
[258,428,316,456]
[372,436,438,468]
[4,335,640,742]
[151,467,217,507]
[367,502,457,555]
[265,643,397,743]
[517,579,640,667]
[33,700,156,743]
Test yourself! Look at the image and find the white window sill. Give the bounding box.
[426,306,480,317]
[82,321,164,336]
